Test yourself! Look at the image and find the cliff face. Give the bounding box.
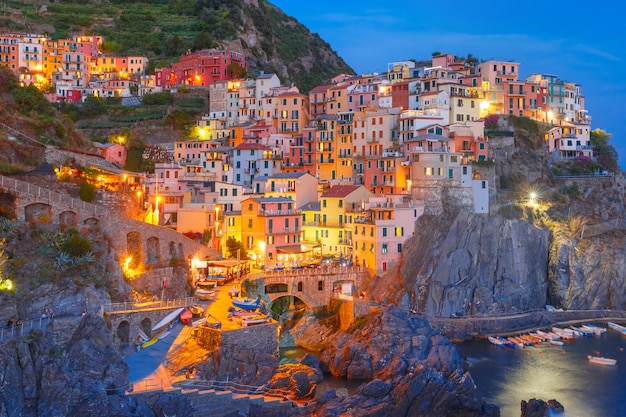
[401,211,551,317]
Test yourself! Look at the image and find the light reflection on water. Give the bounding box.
[457,331,626,417]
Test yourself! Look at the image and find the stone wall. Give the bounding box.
[195,323,280,385]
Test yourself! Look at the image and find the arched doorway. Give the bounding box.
[147,236,160,266]
[24,202,52,224]
[140,317,152,338]
[0,192,17,219]
[116,320,130,345]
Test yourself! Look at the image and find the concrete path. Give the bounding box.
[125,282,248,392]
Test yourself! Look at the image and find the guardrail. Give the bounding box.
[0,317,51,343]
[104,297,196,313]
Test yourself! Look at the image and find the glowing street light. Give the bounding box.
[529,192,537,207]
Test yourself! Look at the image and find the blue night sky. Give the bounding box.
[270,1,625,169]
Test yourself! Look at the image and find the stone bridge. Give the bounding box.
[244,265,369,309]
[0,175,214,268]
[104,298,195,348]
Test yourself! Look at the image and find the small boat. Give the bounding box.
[142,328,167,348]
[152,307,185,331]
[507,337,525,348]
[189,304,204,316]
[197,279,218,290]
[496,336,515,348]
[231,297,261,311]
[536,330,559,340]
[587,355,617,366]
[608,322,626,336]
[488,336,504,346]
[581,324,607,335]
[549,339,564,346]
[195,288,215,301]
[242,315,269,327]
[180,308,193,326]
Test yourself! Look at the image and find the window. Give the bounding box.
[322,200,327,208]
[248,219,253,228]
[395,227,404,236]
[382,228,387,237]
[318,281,324,291]
[228,217,235,226]
[425,167,433,176]
[382,244,388,253]
[297,282,303,291]
[397,243,402,253]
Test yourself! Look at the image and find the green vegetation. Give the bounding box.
[78,182,97,202]
[0,0,353,92]
[590,129,619,173]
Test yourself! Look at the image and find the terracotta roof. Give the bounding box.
[234,143,271,151]
[321,185,362,198]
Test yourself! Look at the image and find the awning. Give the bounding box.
[276,244,319,254]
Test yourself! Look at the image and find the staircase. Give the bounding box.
[128,380,295,417]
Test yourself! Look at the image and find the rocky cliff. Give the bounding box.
[299,306,498,417]
[401,210,551,317]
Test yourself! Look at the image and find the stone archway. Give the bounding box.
[147,236,160,266]
[140,317,152,338]
[127,231,142,268]
[116,320,130,345]
[24,202,52,224]
[0,192,17,219]
[83,217,100,234]
[269,295,308,317]
[59,210,78,231]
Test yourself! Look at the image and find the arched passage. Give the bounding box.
[127,231,142,267]
[116,320,130,345]
[24,202,52,224]
[0,192,17,219]
[269,295,308,317]
[140,317,152,338]
[59,210,78,231]
[147,236,160,266]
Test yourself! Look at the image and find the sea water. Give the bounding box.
[457,329,626,417]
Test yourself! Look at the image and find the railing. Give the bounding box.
[259,265,365,278]
[0,175,110,218]
[266,227,300,235]
[104,297,195,313]
[0,317,51,343]
[258,209,300,216]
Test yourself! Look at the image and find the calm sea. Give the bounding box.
[457,328,626,417]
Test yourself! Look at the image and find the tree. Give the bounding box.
[590,129,619,173]
[225,236,248,260]
[165,109,192,130]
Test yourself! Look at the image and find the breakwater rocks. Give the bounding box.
[521,398,564,417]
[297,306,499,417]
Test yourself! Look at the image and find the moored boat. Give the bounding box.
[549,339,564,346]
[195,288,215,301]
[587,355,616,366]
[608,322,626,336]
[488,336,504,346]
[581,324,607,335]
[231,297,261,311]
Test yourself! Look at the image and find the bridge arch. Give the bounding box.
[24,202,52,224]
[146,236,160,266]
[268,295,307,316]
[140,317,152,338]
[83,217,100,231]
[60,210,78,231]
[116,320,130,346]
[0,191,17,219]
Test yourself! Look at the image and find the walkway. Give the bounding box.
[126,321,192,392]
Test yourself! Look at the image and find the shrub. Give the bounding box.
[78,182,96,202]
[62,229,92,257]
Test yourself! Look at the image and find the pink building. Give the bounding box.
[95,143,127,166]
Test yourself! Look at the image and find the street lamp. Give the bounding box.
[154,196,161,225]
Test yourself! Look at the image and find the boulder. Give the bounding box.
[521,398,565,417]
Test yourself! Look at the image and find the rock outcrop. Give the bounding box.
[520,398,564,416]
[297,306,498,416]
[401,210,551,317]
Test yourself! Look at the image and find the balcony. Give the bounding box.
[267,227,300,235]
[258,209,300,216]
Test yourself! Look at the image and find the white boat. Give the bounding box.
[152,307,184,331]
[587,355,616,366]
[241,315,269,327]
[581,324,607,335]
[608,322,626,335]
[488,336,504,346]
[195,288,215,301]
[536,330,559,340]
[549,339,564,346]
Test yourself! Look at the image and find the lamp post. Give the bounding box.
[214,205,221,251]
[154,196,161,225]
